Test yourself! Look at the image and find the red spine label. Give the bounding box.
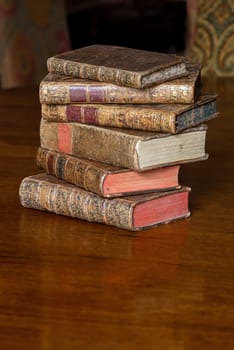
[67,105,82,122]
[58,124,71,154]
[89,86,105,103]
[83,107,98,124]
[47,153,55,173]
[70,86,86,102]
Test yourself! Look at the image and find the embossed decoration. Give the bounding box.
[188,0,234,76]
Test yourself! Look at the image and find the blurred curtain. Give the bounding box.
[0,0,70,88]
[186,0,234,77]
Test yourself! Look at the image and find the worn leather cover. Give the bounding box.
[37,147,117,197]
[19,173,191,231]
[47,45,187,88]
[41,94,217,133]
[40,63,200,104]
[37,147,180,197]
[40,119,208,171]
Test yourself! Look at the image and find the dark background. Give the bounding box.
[66,0,187,54]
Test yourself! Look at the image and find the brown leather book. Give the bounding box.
[41,94,217,134]
[37,147,180,197]
[40,62,201,104]
[47,45,187,88]
[40,119,208,171]
[19,173,191,231]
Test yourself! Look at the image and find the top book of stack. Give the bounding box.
[47,44,188,89]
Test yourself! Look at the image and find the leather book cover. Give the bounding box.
[40,119,208,171]
[37,147,180,197]
[19,173,191,231]
[40,63,201,105]
[47,44,187,88]
[41,94,217,134]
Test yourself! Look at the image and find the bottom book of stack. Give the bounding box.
[19,173,191,231]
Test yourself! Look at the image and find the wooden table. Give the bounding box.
[0,80,234,349]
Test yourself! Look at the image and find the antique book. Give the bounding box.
[41,94,217,134]
[37,147,181,197]
[47,44,187,88]
[19,173,191,231]
[40,119,208,171]
[40,62,201,104]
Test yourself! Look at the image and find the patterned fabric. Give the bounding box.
[0,0,70,88]
[186,0,234,77]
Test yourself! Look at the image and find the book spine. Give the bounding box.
[41,104,176,133]
[40,82,106,104]
[39,82,71,104]
[40,81,195,105]
[40,119,140,170]
[36,147,106,197]
[42,104,68,121]
[19,175,134,230]
[153,84,194,104]
[47,58,141,88]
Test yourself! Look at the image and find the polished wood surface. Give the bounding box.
[0,80,234,349]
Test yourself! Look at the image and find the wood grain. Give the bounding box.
[0,79,234,349]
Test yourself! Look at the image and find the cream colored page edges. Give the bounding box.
[137,131,206,169]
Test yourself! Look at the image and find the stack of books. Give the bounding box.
[19,45,218,231]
